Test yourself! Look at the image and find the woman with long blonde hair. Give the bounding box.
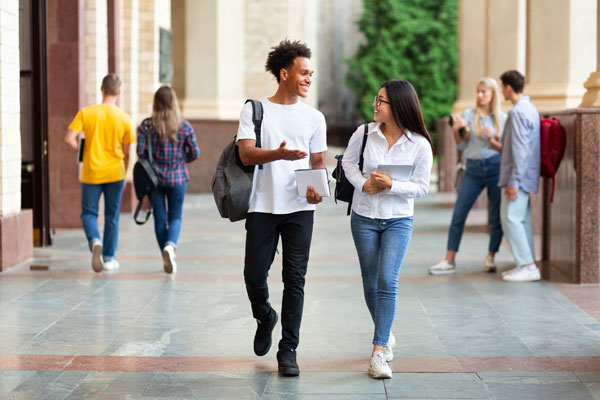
[137,86,199,274]
[429,77,507,275]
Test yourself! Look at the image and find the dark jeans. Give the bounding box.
[447,154,503,253]
[152,182,187,249]
[244,211,314,351]
[81,180,125,260]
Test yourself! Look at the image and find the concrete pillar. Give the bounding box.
[455,0,526,112]
[173,0,245,120]
[580,0,600,107]
[85,0,109,106]
[453,0,486,112]
[527,0,597,112]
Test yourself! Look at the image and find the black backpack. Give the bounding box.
[332,124,369,215]
[211,99,263,222]
[133,132,160,225]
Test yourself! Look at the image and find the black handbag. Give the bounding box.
[133,133,160,225]
[332,124,369,215]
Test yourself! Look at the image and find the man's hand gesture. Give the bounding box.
[277,140,308,161]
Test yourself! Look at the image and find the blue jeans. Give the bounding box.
[500,188,535,266]
[447,154,502,253]
[81,180,125,261]
[351,212,413,346]
[153,182,187,250]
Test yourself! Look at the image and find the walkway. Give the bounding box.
[1,189,600,399]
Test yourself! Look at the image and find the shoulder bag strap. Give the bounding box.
[245,99,264,170]
[358,123,369,173]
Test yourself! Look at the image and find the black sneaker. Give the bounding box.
[277,349,300,376]
[253,309,278,356]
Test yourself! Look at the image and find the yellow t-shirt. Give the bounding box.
[68,104,135,184]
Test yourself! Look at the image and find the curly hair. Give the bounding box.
[265,39,312,83]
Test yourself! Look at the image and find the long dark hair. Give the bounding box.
[152,86,181,143]
[381,80,433,148]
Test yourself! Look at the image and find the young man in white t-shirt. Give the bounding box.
[237,40,327,376]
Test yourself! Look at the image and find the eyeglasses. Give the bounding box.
[374,96,390,107]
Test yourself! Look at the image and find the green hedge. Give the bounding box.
[346,0,458,139]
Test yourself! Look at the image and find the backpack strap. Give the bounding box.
[347,123,370,216]
[245,99,264,170]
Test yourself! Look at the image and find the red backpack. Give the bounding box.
[540,117,567,202]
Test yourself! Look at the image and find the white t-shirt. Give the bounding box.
[342,122,433,219]
[236,98,327,214]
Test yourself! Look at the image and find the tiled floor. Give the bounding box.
[1,189,600,399]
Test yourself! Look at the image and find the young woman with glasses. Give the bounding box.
[428,77,507,276]
[342,80,433,378]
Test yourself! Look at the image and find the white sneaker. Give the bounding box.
[382,346,394,362]
[368,351,392,379]
[502,265,540,282]
[91,242,104,273]
[387,332,396,348]
[103,259,120,271]
[484,255,497,273]
[501,265,519,277]
[429,259,456,275]
[162,245,177,274]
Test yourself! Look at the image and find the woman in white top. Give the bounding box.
[342,80,433,379]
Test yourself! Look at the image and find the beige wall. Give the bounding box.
[0,0,21,216]
[456,0,597,112]
[174,0,323,121]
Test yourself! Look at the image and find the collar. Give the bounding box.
[515,96,530,106]
[372,121,413,141]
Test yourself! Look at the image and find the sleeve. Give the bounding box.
[456,108,473,152]
[507,111,533,189]
[499,112,508,136]
[309,111,328,154]
[122,115,135,145]
[236,102,256,142]
[389,140,433,198]
[136,121,148,159]
[341,125,369,192]
[183,120,200,163]
[68,110,84,132]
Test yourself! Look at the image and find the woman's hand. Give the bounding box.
[362,176,386,195]
[451,114,468,129]
[370,172,393,189]
[482,126,493,140]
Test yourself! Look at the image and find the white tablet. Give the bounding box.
[376,164,413,182]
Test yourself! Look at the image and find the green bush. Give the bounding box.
[346,0,458,139]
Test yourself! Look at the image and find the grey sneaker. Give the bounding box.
[368,350,392,379]
[484,255,497,272]
[91,242,104,273]
[429,259,456,275]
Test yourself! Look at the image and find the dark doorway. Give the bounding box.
[19,0,50,246]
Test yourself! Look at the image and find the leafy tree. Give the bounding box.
[346,0,458,138]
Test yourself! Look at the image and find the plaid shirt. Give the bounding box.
[137,118,200,186]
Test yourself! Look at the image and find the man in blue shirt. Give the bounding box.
[498,70,541,282]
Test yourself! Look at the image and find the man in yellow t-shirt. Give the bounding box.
[65,74,135,273]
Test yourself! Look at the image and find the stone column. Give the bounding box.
[85,0,109,106]
[453,0,486,112]
[174,0,245,121]
[0,0,33,269]
[47,0,87,228]
[580,0,600,107]
[527,0,597,112]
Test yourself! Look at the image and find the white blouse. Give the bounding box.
[341,122,433,219]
